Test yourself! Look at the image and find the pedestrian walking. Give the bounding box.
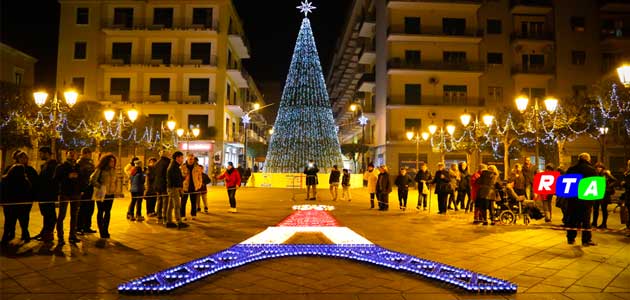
[414,163,431,211]
[127,160,145,221]
[329,165,341,201]
[166,151,188,229]
[180,154,203,220]
[376,166,392,211]
[447,164,460,210]
[90,153,118,239]
[566,153,597,246]
[217,162,241,213]
[363,163,379,208]
[54,149,82,244]
[395,167,413,211]
[432,163,451,214]
[592,162,616,229]
[341,169,351,201]
[470,164,487,224]
[304,160,319,200]
[33,147,58,243]
[77,147,96,234]
[144,157,158,217]
[1,162,33,246]
[152,150,171,224]
[457,162,471,211]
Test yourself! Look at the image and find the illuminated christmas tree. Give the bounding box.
[265,1,343,173]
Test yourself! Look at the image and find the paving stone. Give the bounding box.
[563,293,625,300]
[564,285,604,293]
[574,265,624,289]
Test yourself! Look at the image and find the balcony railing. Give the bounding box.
[510,0,552,7]
[387,0,481,4]
[510,31,554,41]
[99,55,218,67]
[388,58,485,72]
[388,26,483,38]
[101,17,219,31]
[357,73,375,88]
[97,91,217,105]
[600,28,629,40]
[387,95,485,106]
[511,64,555,75]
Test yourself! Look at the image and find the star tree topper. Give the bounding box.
[297,0,316,17]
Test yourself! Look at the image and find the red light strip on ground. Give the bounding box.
[277,210,340,227]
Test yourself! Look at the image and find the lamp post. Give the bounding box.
[241,103,274,168]
[617,64,630,87]
[516,95,558,171]
[406,130,429,170]
[104,106,138,194]
[176,125,201,154]
[33,89,79,160]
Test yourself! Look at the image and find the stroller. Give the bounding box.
[492,184,544,225]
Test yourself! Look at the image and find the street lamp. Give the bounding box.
[104,106,139,194]
[177,125,201,153]
[617,64,630,87]
[33,89,79,159]
[242,102,275,168]
[406,129,429,170]
[515,95,558,171]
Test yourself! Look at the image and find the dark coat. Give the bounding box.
[329,169,341,184]
[304,165,319,185]
[1,164,32,203]
[477,170,498,200]
[39,159,58,201]
[395,174,413,190]
[77,157,95,193]
[130,166,145,194]
[54,159,81,197]
[153,156,171,192]
[145,166,157,195]
[166,160,183,188]
[376,171,392,194]
[458,170,471,191]
[432,169,451,194]
[342,173,350,187]
[566,160,597,178]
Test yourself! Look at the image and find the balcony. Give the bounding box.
[600,28,630,50]
[388,26,482,43]
[387,58,485,74]
[228,30,251,59]
[101,18,219,34]
[359,15,376,38]
[510,31,555,45]
[599,0,630,11]
[97,91,217,105]
[358,42,376,65]
[511,64,555,79]
[357,73,375,92]
[510,0,553,15]
[386,95,485,107]
[227,66,250,88]
[387,0,481,11]
[99,55,218,67]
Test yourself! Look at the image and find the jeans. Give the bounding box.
[166,188,182,224]
[128,192,143,217]
[341,186,351,200]
[96,196,114,238]
[306,185,317,199]
[197,191,208,211]
[457,189,470,210]
[437,192,448,213]
[566,200,592,244]
[478,199,490,223]
[542,199,552,221]
[57,195,80,239]
[156,193,168,220]
[592,200,609,226]
[227,188,237,208]
[398,189,408,208]
[145,192,157,215]
[377,193,389,210]
[330,183,339,200]
[447,191,456,209]
[370,193,375,208]
[38,201,57,238]
[418,193,428,208]
[180,192,198,217]
[78,191,95,231]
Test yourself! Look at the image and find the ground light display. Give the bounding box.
[264,2,344,173]
[117,205,517,295]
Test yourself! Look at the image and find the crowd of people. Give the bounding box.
[1,147,246,247]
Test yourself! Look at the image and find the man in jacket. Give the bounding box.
[329,165,341,201]
[180,154,203,220]
[414,163,432,211]
[152,150,171,223]
[376,166,392,211]
[304,160,319,200]
[166,151,187,229]
[54,149,82,244]
[217,162,241,213]
[566,153,597,246]
[363,163,379,208]
[77,147,96,234]
[34,147,58,243]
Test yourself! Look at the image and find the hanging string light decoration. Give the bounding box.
[265,3,343,173]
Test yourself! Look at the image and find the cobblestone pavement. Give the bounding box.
[1,186,629,300]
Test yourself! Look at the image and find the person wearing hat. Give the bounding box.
[77,147,97,234]
[217,162,241,213]
[33,146,58,242]
[363,163,379,208]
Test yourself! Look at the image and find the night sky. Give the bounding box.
[0,0,353,120]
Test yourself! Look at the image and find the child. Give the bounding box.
[341,169,351,201]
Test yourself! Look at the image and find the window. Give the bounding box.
[112,42,132,64]
[404,84,421,105]
[147,114,168,129]
[72,77,85,94]
[151,43,172,64]
[191,43,212,64]
[189,78,210,103]
[443,18,466,35]
[74,42,87,59]
[192,8,213,28]
[188,115,208,138]
[487,52,503,64]
[150,78,170,101]
[153,8,173,28]
[443,51,466,64]
[113,8,133,28]
[110,78,130,101]
[521,21,544,37]
[443,85,467,105]
[226,82,232,104]
[521,88,546,100]
[572,50,586,65]
[405,50,421,65]
[571,16,585,32]
[227,49,233,68]
[14,72,23,86]
[487,19,501,34]
[572,85,587,100]
[404,17,420,34]
[521,54,544,71]
[404,119,421,131]
[488,86,503,102]
[76,8,89,25]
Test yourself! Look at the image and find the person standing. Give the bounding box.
[128,160,145,221]
[242,167,252,187]
[341,169,351,201]
[54,149,82,244]
[457,162,471,211]
[1,162,33,246]
[376,165,392,211]
[541,164,555,223]
[90,153,118,239]
[304,160,319,200]
[566,153,597,246]
[395,167,412,211]
[522,157,535,200]
[592,162,616,229]
[509,163,526,197]
[477,165,499,225]
[180,154,203,220]
[198,171,211,213]
[363,163,379,208]
[432,163,451,214]
[414,163,432,211]
[329,165,341,201]
[236,164,244,186]
[34,147,58,243]
[621,160,630,235]
[470,164,488,224]
[77,147,96,234]
[447,164,460,210]
[217,162,241,213]
[152,150,171,224]
[166,151,188,229]
[144,157,158,217]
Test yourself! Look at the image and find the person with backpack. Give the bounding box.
[128,160,145,221]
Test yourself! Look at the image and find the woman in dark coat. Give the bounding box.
[432,163,451,214]
[395,167,413,211]
[376,166,392,211]
[477,165,499,225]
[1,163,33,245]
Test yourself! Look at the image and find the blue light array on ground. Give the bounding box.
[118,244,517,295]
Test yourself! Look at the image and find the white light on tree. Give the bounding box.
[242,114,251,125]
[358,115,368,126]
[297,0,316,16]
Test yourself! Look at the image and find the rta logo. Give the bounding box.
[534,171,605,200]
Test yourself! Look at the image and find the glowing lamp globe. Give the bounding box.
[166,118,176,131]
[64,90,78,108]
[192,126,200,137]
[406,131,414,141]
[617,64,630,87]
[428,124,438,135]
[176,128,185,137]
[127,108,139,122]
[253,103,261,110]
[104,109,116,122]
[544,97,558,113]
[515,96,529,113]
[460,113,471,127]
[350,104,357,112]
[421,132,430,141]
[482,115,494,127]
[446,125,456,135]
[33,91,48,107]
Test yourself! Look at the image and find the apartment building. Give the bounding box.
[56,0,267,169]
[328,0,630,173]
